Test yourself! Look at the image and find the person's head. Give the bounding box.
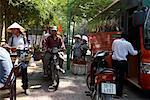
[51,26,57,36]
[120,28,127,39]
[74,34,81,42]
[82,35,88,43]
[7,22,25,37]
[11,28,21,36]
[121,33,128,39]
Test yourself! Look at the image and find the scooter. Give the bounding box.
[85,51,116,100]
[94,68,116,100]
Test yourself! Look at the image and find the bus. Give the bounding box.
[88,0,150,90]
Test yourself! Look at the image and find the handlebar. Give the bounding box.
[94,50,112,58]
[10,47,29,52]
[47,48,65,53]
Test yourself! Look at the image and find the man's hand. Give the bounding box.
[2,43,12,51]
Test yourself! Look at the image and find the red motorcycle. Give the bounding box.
[86,51,116,100]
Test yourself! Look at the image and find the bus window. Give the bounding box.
[144,9,150,49]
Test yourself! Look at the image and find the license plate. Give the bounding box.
[101,83,116,95]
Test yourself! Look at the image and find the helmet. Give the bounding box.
[51,26,57,31]
[82,35,88,42]
[74,34,81,39]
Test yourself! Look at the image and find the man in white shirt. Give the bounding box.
[7,22,30,95]
[0,47,13,88]
[112,33,138,98]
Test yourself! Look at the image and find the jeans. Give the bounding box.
[112,60,128,96]
[43,52,51,75]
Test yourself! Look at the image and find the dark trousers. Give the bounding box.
[112,60,128,96]
[21,63,28,90]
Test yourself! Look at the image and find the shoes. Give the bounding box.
[24,89,30,95]
[48,85,55,92]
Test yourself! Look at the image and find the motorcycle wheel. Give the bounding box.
[53,68,59,90]
[101,94,113,100]
[86,73,92,91]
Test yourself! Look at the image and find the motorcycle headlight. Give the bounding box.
[52,48,58,53]
[142,63,150,74]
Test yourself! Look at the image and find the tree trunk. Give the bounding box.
[1,0,7,45]
[1,15,6,45]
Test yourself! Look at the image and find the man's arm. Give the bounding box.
[128,42,138,56]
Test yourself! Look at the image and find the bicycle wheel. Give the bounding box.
[86,73,92,91]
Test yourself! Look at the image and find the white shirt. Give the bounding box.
[112,38,138,61]
[8,34,28,50]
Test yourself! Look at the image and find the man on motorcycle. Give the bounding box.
[43,26,65,87]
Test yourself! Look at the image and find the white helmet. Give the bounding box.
[82,35,88,42]
[51,26,57,31]
[74,34,81,39]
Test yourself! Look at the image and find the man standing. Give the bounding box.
[112,33,138,98]
[7,22,30,95]
[0,47,13,88]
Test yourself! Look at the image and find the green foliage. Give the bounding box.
[0,0,113,34]
[70,0,113,33]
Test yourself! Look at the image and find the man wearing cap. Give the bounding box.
[43,26,65,87]
[7,22,30,95]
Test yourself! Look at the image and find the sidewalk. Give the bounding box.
[3,60,91,100]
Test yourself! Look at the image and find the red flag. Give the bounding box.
[58,24,62,34]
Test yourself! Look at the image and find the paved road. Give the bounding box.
[14,61,90,100]
[1,60,150,100]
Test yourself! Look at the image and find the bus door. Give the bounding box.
[126,8,141,86]
[127,26,141,86]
